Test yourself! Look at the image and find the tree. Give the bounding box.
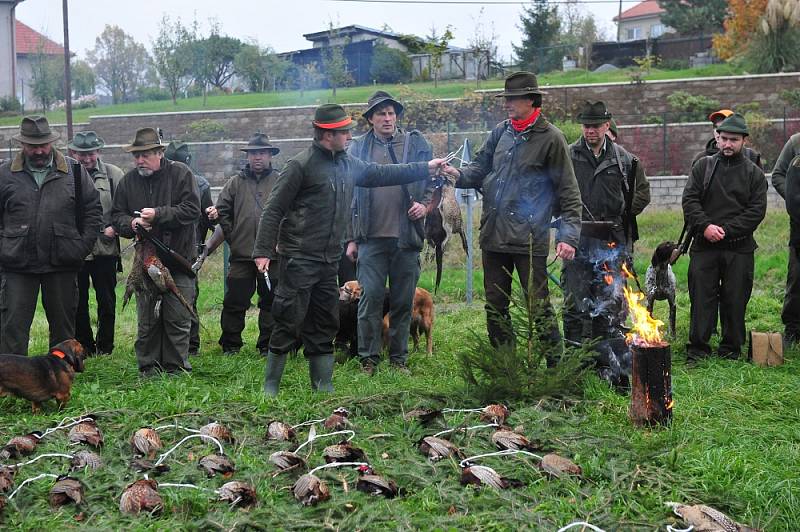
[28,41,61,112]
[514,0,562,73]
[152,15,195,104]
[425,25,455,88]
[88,25,152,103]
[320,25,351,98]
[70,60,95,98]
[190,25,242,90]
[296,62,323,97]
[369,43,411,84]
[659,0,728,35]
[234,41,291,92]
[557,0,602,69]
[468,8,498,87]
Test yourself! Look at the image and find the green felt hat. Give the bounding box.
[312,104,356,131]
[716,113,749,136]
[494,71,546,97]
[576,101,612,125]
[13,115,60,145]
[68,131,104,152]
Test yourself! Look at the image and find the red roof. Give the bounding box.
[613,0,666,22]
[15,20,64,55]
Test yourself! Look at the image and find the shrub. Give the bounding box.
[0,96,21,113]
[780,89,800,109]
[370,43,412,84]
[666,90,721,122]
[184,119,227,142]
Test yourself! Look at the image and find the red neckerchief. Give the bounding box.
[510,108,541,132]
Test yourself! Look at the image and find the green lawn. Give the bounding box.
[0,209,796,530]
[0,63,744,128]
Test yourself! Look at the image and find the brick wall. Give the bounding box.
[647,175,784,211]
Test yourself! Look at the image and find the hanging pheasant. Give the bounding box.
[123,239,196,320]
[425,176,469,294]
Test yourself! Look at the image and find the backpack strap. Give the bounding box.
[72,162,84,235]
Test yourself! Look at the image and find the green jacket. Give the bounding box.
[692,137,763,171]
[253,140,429,263]
[569,137,650,246]
[0,150,102,273]
[682,152,767,253]
[216,165,278,262]
[347,128,434,250]
[455,116,582,256]
[111,158,200,262]
[195,173,214,245]
[87,159,124,259]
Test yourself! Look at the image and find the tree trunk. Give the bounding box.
[628,342,673,426]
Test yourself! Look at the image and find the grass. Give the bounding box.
[0,209,797,530]
[0,64,745,128]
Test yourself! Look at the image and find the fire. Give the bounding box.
[621,261,634,279]
[666,399,674,410]
[607,242,616,249]
[602,262,614,285]
[623,286,666,347]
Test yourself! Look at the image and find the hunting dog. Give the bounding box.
[645,242,678,337]
[0,339,86,413]
[382,287,435,355]
[336,280,362,357]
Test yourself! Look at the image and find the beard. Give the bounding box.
[137,167,155,177]
[28,152,51,168]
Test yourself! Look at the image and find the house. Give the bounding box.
[613,0,675,42]
[15,19,65,108]
[0,0,22,101]
[410,46,490,82]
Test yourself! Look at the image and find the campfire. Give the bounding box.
[623,284,673,426]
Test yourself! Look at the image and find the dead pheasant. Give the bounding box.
[218,481,257,508]
[292,473,329,506]
[323,408,352,431]
[418,436,464,462]
[0,466,15,492]
[356,465,399,498]
[131,427,162,459]
[425,176,468,294]
[1,432,42,459]
[70,450,103,471]
[119,479,163,515]
[199,422,234,444]
[68,419,103,448]
[123,239,196,320]
[666,502,761,532]
[197,453,235,478]
[48,475,84,508]
[539,453,582,479]
[460,464,523,490]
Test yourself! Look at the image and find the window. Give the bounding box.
[626,27,642,41]
[650,24,664,38]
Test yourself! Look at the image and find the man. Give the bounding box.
[605,119,619,143]
[0,116,102,355]
[69,131,124,356]
[346,90,433,374]
[111,127,200,376]
[212,133,280,356]
[771,131,800,344]
[564,101,651,348]
[164,141,213,356]
[442,71,582,354]
[682,113,767,361]
[253,104,448,396]
[692,109,762,169]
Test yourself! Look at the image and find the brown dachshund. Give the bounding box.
[383,287,434,355]
[0,339,85,413]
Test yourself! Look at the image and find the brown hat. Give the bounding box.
[240,132,280,154]
[123,127,165,153]
[13,115,60,145]
[708,109,734,124]
[312,104,356,131]
[576,101,612,125]
[495,71,546,98]
[363,90,404,119]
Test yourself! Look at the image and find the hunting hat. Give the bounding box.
[165,141,191,164]
[312,104,356,131]
[13,115,60,145]
[715,113,749,137]
[363,90,404,119]
[123,127,165,153]
[495,71,546,97]
[67,131,104,152]
[608,119,619,139]
[576,100,613,125]
[708,108,734,124]
[239,132,280,154]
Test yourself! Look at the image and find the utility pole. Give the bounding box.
[62,0,72,139]
[617,0,623,42]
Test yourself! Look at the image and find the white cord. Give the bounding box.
[153,434,224,467]
[459,449,542,468]
[433,423,498,438]
[556,522,607,532]
[7,473,59,500]
[153,424,199,433]
[8,453,73,469]
[307,461,369,476]
[294,430,355,454]
[158,482,213,492]
[38,416,94,439]
[290,419,326,429]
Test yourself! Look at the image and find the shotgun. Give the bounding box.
[134,223,195,278]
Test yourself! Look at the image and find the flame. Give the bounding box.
[601,262,614,286]
[607,242,616,249]
[623,286,666,346]
[666,399,674,410]
[621,262,634,279]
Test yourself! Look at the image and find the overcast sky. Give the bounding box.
[15,0,635,62]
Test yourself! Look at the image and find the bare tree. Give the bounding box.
[152,15,195,104]
[468,8,498,88]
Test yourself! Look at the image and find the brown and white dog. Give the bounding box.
[382,287,435,355]
[336,281,363,357]
[0,339,86,413]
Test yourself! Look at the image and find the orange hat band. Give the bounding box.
[313,117,353,129]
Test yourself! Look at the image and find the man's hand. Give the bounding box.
[346,241,358,262]
[703,224,726,242]
[103,226,116,238]
[206,205,218,221]
[556,242,576,261]
[131,217,150,231]
[254,257,270,273]
[441,165,461,179]
[407,201,426,221]
[139,207,156,223]
[427,158,454,177]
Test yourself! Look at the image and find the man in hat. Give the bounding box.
[770,131,800,344]
[68,131,124,356]
[111,127,200,376]
[345,91,433,374]
[563,101,650,354]
[211,133,281,356]
[164,141,213,356]
[442,71,582,356]
[0,116,102,355]
[682,113,767,361]
[693,109,762,169]
[253,103,449,396]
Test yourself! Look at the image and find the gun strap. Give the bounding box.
[73,162,84,235]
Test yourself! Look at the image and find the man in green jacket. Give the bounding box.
[213,133,281,356]
[0,116,102,355]
[443,71,582,355]
[69,131,124,356]
[682,114,767,361]
[346,91,434,374]
[692,109,762,170]
[112,128,201,376]
[253,104,448,396]
[564,101,650,349]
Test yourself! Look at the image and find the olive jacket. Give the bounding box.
[87,158,124,259]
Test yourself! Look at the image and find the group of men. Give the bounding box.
[0,69,795,396]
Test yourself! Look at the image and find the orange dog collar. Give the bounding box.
[51,349,66,359]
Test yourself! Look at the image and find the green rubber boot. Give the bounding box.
[263,351,288,397]
[308,354,335,393]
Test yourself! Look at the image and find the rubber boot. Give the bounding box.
[308,354,335,392]
[263,351,288,397]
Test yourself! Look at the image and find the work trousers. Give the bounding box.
[357,238,421,366]
[0,271,78,355]
[687,249,754,359]
[219,260,277,352]
[75,256,118,355]
[482,250,560,353]
[135,271,195,373]
[269,258,338,357]
[782,245,800,341]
